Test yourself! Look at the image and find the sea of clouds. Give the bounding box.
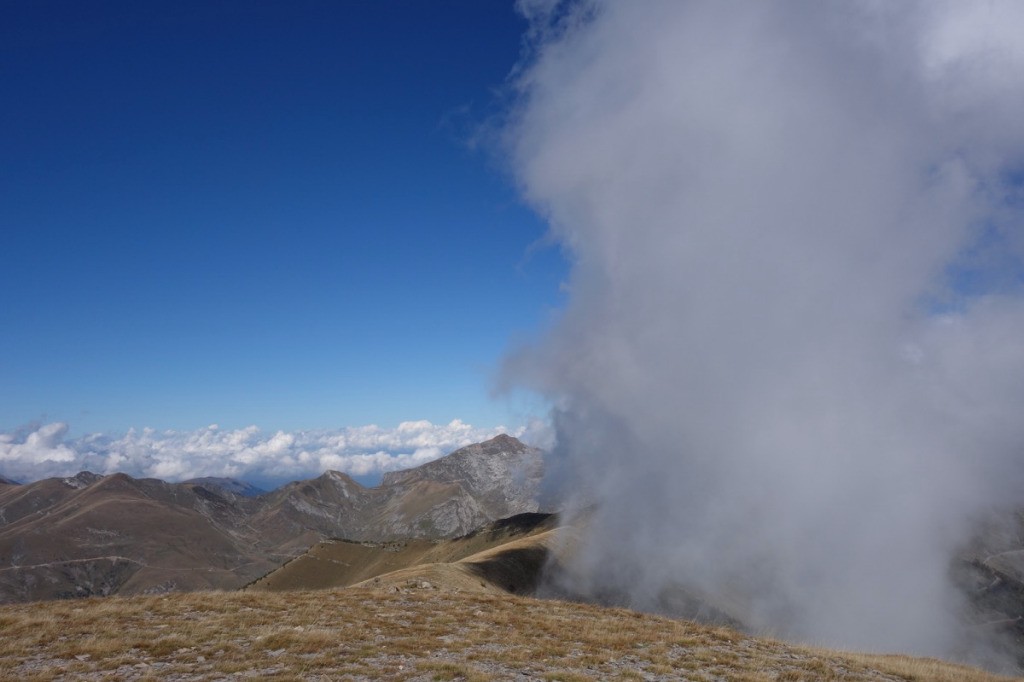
[0,419,546,487]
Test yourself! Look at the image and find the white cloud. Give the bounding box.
[0,422,77,465]
[0,419,531,487]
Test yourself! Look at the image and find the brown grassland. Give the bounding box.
[0,585,1017,681]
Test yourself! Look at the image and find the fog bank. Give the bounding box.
[502,0,1024,660]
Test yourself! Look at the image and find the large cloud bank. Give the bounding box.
[0,420,532,486]
[503,0,1024,662]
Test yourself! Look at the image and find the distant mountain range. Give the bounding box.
[0,434,544,603]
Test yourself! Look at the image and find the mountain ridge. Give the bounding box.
[182,476,266,498]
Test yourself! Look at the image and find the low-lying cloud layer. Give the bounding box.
[0,420,534,487]
[503,0,1024,664]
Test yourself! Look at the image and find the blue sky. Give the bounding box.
[1,1,565,440]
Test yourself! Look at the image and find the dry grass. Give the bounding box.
[844,653,1021,682]
[0,587,1016,681]
[246,514,560,594]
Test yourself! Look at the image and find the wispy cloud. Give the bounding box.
[0,420,538,486]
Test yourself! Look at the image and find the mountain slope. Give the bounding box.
[0,472,277,602]
[245,512,559,593]
[952,507,1024,668]
[381,434,543,516]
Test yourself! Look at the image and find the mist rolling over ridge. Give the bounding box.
[500,0,1024,662]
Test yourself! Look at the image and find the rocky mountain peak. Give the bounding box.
[61,471,103,489]
[323,470,360,485]
[481,433,528,452]
[380,434,533,488]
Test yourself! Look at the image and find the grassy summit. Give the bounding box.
[0,587,1014,681]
